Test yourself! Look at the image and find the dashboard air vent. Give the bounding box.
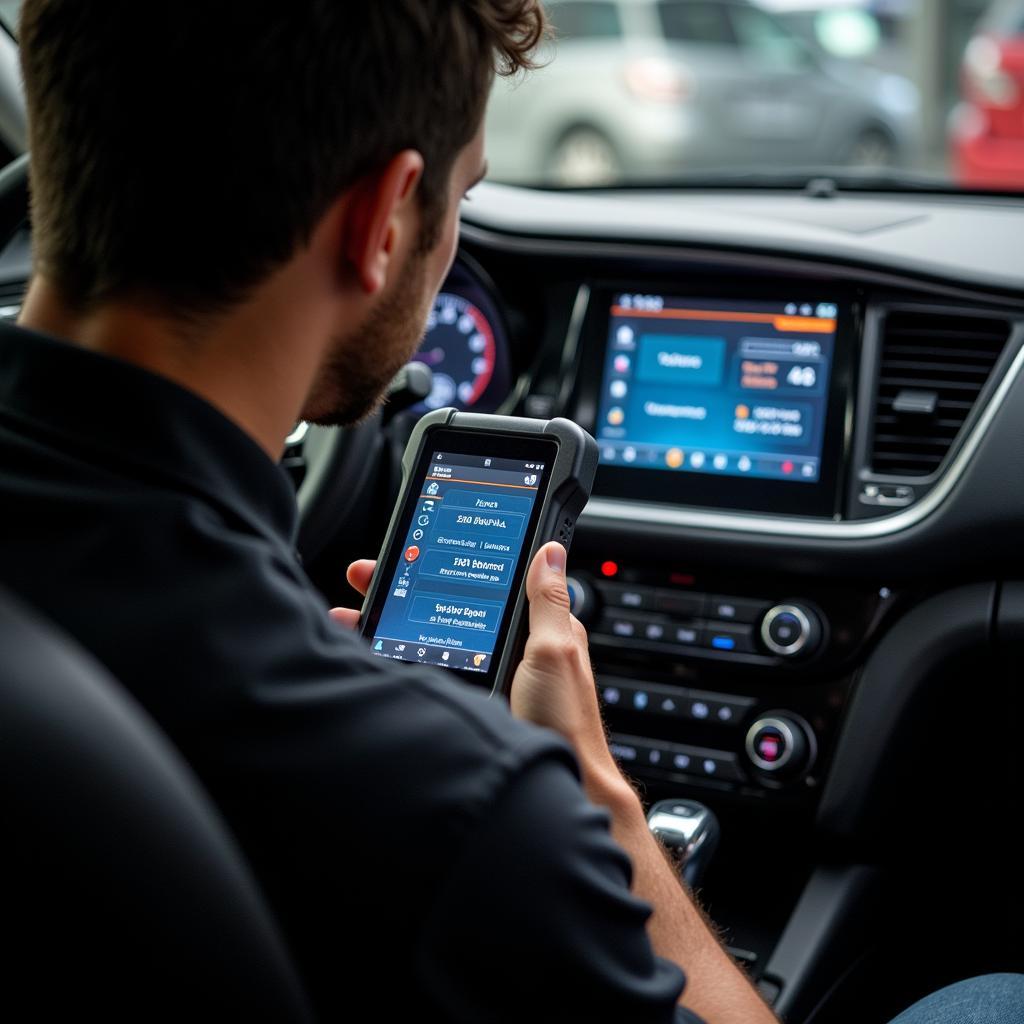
[870,310,1011,477]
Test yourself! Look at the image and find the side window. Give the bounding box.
[547,1,624,41]
[0,0,21,37]
[656,2,736,46]
[727,4,814,70]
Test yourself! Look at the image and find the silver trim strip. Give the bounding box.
[582,329,1024,541]
[558,284,591,411]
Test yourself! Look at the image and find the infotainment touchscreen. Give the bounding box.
[595,294,839,484]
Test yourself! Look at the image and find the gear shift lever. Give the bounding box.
[647,799,720,889]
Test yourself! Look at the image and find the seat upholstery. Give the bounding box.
[0,586,313,1021]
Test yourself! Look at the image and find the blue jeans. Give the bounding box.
[889,975,1024,1024]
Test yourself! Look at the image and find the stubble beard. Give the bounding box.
[302,248,431,428]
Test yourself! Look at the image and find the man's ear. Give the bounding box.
[342,150,425,296]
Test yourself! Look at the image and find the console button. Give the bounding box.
[710,698,752,725]
[609,734,667,770]
[654,590,705,617]
[664,743,744,783]
[643,621,668,642]
[766,610,804,649]
[745,715,813,776]
[704,623,756,654]
[610,735,745,784]
[599,614,640,639]
[609,735,662,764]
[655,693,684,715]
[599,678,690,719]
[707,595,769,624]
[673,624,702,647]
[599,583,652,610]
[566,575,600,626]
[753,728,786,765]
[686,690,755,726]
[688,698,712,721]
[609,738,642,763]
[760,604,822,658]
[644,747,666,769]
[600,684,625,706]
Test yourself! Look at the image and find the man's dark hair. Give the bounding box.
[19,1,545,320]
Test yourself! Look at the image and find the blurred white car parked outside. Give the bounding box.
[486,0,921,185]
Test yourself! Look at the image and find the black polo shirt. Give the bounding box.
[0,321,703,1023]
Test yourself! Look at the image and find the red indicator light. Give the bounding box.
[600,560,619,578]
[782,460,795,475]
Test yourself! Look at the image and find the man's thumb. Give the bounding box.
[524,542,573,641]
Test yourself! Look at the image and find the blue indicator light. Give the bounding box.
[711,636,736,651]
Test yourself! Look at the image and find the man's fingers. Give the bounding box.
[332,559,376,632]
[346,559,377,597]
[524,542,575,645]
[329,607,361,630]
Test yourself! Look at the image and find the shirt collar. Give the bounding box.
[0,320,299,541]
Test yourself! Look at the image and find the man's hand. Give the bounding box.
[332,544,629,805]
[509,542,630,805]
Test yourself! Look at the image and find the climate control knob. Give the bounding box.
[566,575,597,625]
[745,714,814,777]
[760,603,821,658]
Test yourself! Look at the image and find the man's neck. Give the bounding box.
[18,275,329,460]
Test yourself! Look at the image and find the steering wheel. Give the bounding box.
[0,152,384,569]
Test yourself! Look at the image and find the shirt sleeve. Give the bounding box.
[413,751,706,1024]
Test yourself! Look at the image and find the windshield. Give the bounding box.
[3,1,1023,193]
[484,0,1024,192]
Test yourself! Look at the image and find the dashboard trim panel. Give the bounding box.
[461,185,1024,295]
[459,221,1024,310]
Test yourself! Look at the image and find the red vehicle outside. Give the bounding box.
[952,2,1024,189]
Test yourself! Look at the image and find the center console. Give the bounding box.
[561,283,892,811]
[567,557,892,807]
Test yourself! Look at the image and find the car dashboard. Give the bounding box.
[415,182,1024,1018]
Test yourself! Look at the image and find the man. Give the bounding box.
[0,2,772,1020]
[1,2,1019,1022]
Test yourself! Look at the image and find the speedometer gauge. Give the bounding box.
[415,293,496,409]
[407,257,511,415]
